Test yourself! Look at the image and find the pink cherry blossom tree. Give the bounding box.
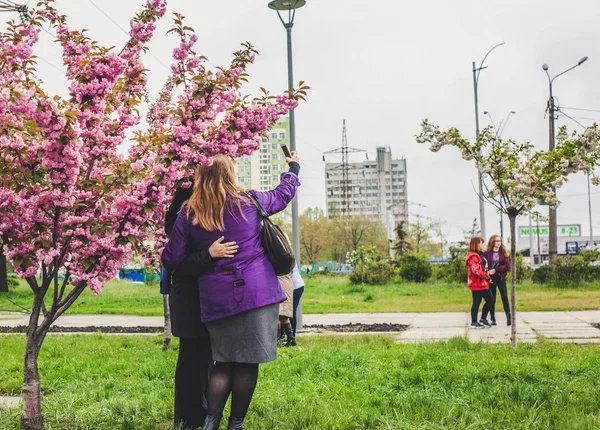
[0,1,306,428]
[417,120,600,349]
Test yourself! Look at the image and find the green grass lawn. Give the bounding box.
[2,276,600,316]
[1,335,600,429]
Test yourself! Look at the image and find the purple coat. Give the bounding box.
[161,172,300,323]
[483,249,510,281]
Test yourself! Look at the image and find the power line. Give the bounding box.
[561,106,600,113]
[559,109,587,129]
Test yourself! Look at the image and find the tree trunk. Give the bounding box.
[163,294,171,350]
[509,213,518,350]
[22,305,44,430]
[0,246,8,293]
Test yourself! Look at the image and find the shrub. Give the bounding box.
[350,261,393,285]
[580,249,599,264]
[396,253,432,283]
[553,256,589,287]
[515,252,532,281]
[532,266,554,284]
[435,247,468,284]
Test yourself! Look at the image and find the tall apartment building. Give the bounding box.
[236,117,290,191]
[325,147,408,234]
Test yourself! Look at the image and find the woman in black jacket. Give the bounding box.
[164,187,238,429]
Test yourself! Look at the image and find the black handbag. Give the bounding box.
[247,193,295,276]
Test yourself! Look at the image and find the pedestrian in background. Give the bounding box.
[482,234,511,326]
[466,236,494,329]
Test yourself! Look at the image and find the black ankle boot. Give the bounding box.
[228,416,244,430]
[203,414,222,430]
[284,323,297,346]
[507,313,512,326]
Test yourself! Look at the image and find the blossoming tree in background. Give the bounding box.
[0,1,306,427]
[417,120,600,349]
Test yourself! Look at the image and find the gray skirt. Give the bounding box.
[206,303,279,364]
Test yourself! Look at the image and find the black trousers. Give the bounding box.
[291,286,304,334]
[482,277,510,321]
[471,289,494,324]
[174,337,213,430]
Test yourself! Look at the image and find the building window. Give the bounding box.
[279,132,286,139]
[271,132,278,139]
[262,138,268,143]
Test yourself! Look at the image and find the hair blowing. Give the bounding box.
[186,155,247,231]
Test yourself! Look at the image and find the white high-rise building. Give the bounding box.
[325,147,408,234]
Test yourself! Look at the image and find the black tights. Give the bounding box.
[482,278,510,321]
[471,289,494,324]
[206,361,259,419]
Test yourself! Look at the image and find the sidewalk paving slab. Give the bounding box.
[3,311,600,344]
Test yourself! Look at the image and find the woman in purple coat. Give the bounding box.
[162,152,300,430]
[481,234,512,326]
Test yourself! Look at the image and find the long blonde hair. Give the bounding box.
[186,155,246,231]
[487,234,508,257]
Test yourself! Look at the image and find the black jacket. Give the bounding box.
[165,187,212,338]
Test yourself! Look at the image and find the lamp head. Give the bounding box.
[542,64,549,71]
[578,56,589,66]
[268,0,306,10]
[483,111,489,115]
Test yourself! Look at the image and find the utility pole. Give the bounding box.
[472,43,505,240]
[542,56,588,265]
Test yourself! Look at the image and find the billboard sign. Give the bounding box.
[519,224,581,238]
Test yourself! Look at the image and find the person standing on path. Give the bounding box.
[481,235,511,326]
[163,188,239,430]
[466,236,494,329]
[291,263,305,335]
[162,152,300,430]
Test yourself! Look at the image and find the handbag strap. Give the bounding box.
[246,192,269,219]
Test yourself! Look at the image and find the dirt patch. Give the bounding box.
[305,323,408,333]
[0,325,162,334]
[1,323,408,334]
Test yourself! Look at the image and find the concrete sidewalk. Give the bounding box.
[2,311,600,344]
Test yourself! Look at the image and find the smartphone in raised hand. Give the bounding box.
[281,144,292,159]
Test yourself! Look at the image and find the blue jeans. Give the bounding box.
[291,286,304,334]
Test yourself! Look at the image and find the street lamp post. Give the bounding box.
[269,0,305,327]
[269,0,305,267]
[473,43,505,240]
[542,56,588,265]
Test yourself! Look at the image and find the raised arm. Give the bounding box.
[252,152,301,215]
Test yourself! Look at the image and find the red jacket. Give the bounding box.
[465,252,489,291]
[483,250,510,281]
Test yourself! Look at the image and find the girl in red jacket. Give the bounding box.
[481,235,511,326]
[465,236,494,329]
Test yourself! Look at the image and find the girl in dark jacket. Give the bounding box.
[465,236,495,329]
[481,234,511,326]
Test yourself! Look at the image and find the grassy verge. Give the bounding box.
[2,276,600,316]
[1,335,600,429]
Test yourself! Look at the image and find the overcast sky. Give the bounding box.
[8,0,600,242]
